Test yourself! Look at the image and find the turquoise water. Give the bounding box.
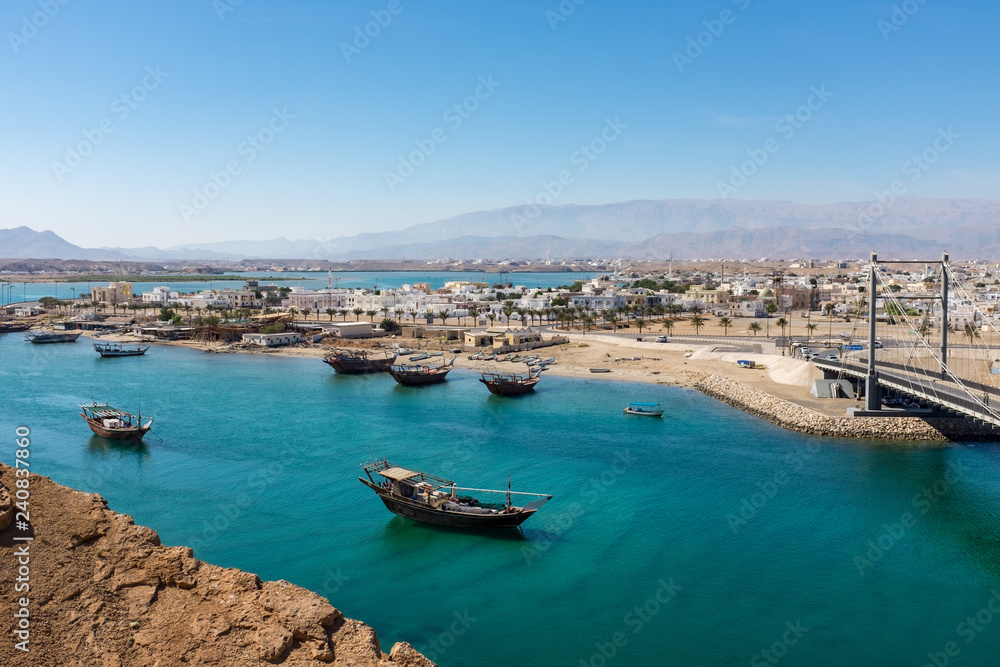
[3,334,1000,666]
[3,271,595,304]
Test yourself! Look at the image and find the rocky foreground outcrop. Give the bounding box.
[0,465,435,666]
[696,374,998,442]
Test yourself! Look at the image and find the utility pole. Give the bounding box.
[865,250,880,410]
[941,251,949,374]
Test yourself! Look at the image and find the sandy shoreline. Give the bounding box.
[81,328,870,419]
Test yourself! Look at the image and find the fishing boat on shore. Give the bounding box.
[79,402,153,440]
[389,357,455,386]
[623,402,663,417]
[359,459,552,528]
[322,349,396,374]
[590,368,611,373]
[94,342,149,357]
[479,371,540,396]
[25,330,82,344]
[0,322,30,334]
[409,353,429,362]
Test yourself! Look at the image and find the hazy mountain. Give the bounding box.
[0,226,129,260]
[3,197,998,261]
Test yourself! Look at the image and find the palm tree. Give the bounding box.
[964,323,981,343]
[325,308,336,321]
[486,312,496,327]
[718,316,733,335]
[806,322,818,341]
[582,314,595,332]
[409,309,418,325]
[339,308,349,321]
[288,307,298,321]
[301,308,312,321]
[775,317,788,339]
[395,308,404,322]
[661,319,674,335]
[380,306,390,321]
[608,314,619,332]
[365,309,378,322]
[352,307,364,321]
[748,322,762,337]
[437,309,450,326]
[689,315,706,335]
[635,317,646,333]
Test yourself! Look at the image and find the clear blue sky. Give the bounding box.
[1,0,997,247]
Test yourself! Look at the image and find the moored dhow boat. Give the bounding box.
[25,330,82,344]
[94,342,150,357]
[623,402,663,417]
[360,459,552,528]
[0,322,31,334]
[79,402,153,440]
[479,371,540,396]
[322,349,396,374]
[389,357,456,386]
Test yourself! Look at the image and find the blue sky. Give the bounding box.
[1,0,997,247]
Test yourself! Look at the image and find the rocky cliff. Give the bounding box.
[0,465,435,666]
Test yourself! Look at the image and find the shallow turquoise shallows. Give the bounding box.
[3,334,1000,666]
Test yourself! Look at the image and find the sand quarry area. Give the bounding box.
[83,329,859,419]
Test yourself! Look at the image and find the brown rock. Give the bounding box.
[0,464,436,666]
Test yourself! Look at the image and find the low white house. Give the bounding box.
[242,332,304,347]
[326,321,374,339]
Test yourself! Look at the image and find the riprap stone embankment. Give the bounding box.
[695,373,996,442]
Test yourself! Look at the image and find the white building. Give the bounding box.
[242,332,305,347]
[140,286,178,304]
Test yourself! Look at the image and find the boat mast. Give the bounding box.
[506,474,511,510]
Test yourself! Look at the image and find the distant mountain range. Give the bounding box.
[2,197,998,261]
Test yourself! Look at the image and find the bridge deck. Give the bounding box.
[813,358,1000,428]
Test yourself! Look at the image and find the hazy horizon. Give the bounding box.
[3,1,998,248]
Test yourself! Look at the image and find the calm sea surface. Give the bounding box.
[5,271,597,304]
[2,334,1000,666]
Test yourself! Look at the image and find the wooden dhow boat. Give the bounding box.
[94,342,149,357]
[360,459,551,528]
[479,371,540,396]
[389,357,455,386]
[79,402,153,440]
[25,330,81,344]
[322,349,396,374]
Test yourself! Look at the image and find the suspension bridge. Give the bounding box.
[811,251,1000,429]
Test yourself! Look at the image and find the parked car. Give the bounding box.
[654,335,669,343]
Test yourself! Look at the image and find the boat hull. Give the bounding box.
[323,355,394,374]
[623,409,663,417]
[83,419,151,440]
[361,481,535,528]
[389,368,451,386]
[480,378,538,396]
[26,332,81,344]
[95,345,148,357]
